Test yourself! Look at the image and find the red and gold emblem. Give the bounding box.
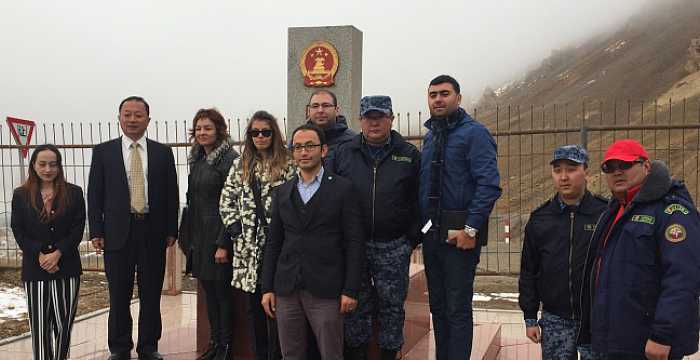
[300,41,339,87]
[665,224,686,243]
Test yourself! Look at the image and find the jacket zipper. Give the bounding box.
[370,161,378,241]
[569,211,575,319]
[575,212,606,345]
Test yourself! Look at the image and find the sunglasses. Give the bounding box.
[248,129,273,138]
[601,160,644,173]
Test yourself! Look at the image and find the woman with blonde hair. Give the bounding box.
[220,110,295,360]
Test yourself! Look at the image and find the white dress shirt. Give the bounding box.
[121,136,149,212]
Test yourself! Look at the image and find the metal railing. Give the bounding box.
[1,98,699,274]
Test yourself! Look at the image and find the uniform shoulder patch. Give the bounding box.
[664,203,689,215]
[631,214,655,225]
[665,223,687,243]
[391,155,413,163]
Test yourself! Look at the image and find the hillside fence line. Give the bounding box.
[1,98,699,275]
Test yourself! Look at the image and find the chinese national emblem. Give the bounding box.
[300,41,339,87]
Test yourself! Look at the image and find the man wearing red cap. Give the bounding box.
[584,139,700,359]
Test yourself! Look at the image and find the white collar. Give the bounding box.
[122,135,147,150]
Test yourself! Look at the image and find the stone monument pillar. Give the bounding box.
[287,26,363,136]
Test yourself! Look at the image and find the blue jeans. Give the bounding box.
[423,233,480,360]
[539,311,603,360]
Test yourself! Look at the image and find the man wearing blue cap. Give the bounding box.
[329,95,421,360]
[518,144,607,360]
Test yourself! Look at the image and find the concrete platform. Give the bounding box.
[1,282,696,359]
[0,293,199,359]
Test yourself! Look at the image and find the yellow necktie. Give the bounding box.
[129,143,146,213]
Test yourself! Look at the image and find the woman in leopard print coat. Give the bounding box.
[219,110,295,360]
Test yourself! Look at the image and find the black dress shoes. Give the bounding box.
[108,353,131,360]
[137,351,164,360]
[197,342,219,360]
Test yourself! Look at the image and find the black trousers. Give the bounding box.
[104,215,166,355]
[248,286,282,360]
[24,276,80,360]
[200,279,234,345]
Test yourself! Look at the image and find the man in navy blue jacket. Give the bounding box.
[418,75,502,360]
[586,139,700,359]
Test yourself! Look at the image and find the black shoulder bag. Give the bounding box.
[251,175,269,239]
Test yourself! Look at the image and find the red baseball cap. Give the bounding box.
[603,139,649,163]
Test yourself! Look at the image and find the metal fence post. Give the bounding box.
[580,126,589,150]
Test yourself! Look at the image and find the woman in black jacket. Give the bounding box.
[11,144,86,360]
[183,108,239,360]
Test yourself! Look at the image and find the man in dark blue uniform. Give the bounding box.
[519,145,607,360]
[330,95,421,360]
[586,139,700,359]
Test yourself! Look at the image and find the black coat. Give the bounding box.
[518,190,607,344]
[11,184,86,281]
[185,140,238,280]
[261,171,365,299]
[329,131,421,244]
[87,137,179,250]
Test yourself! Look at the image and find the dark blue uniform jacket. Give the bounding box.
[585,161,700,357]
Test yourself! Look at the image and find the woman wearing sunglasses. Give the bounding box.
[11,144,86,360]
[220,110,296,360]
[185,108,239,360]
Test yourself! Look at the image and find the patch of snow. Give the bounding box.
[473,294,493,302]
[493,293,518,298]
[474,292,519,303]
[0,286,27,322]
[604,40,626,54]
[586,79,597,85]
[494,82,513,97]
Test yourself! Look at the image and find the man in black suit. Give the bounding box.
[261,123,364,360]
[88,96,179,360]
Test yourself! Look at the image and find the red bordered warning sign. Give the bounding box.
[6,117,36,158]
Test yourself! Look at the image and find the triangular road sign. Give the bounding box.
[6,117,36,158]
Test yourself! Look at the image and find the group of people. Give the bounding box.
[519,140,700,360]
[8,72,698,360]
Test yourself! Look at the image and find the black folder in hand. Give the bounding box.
[439,210,488,247]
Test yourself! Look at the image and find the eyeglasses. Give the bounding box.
[292,143,322,152]
[248,129,273,138]
[308,103,336,110]
[601,160,644,173]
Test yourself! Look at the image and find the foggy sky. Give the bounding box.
[0,0,648,125]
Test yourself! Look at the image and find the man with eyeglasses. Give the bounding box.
[301,90,355,360]
[261,123,364,360]
[305,90,356,160]
[585,139,700,360]
[519,145,607,360]
[329,96,421,360]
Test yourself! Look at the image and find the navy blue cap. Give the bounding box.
[360,95,392,117]
[551,144,588,165]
